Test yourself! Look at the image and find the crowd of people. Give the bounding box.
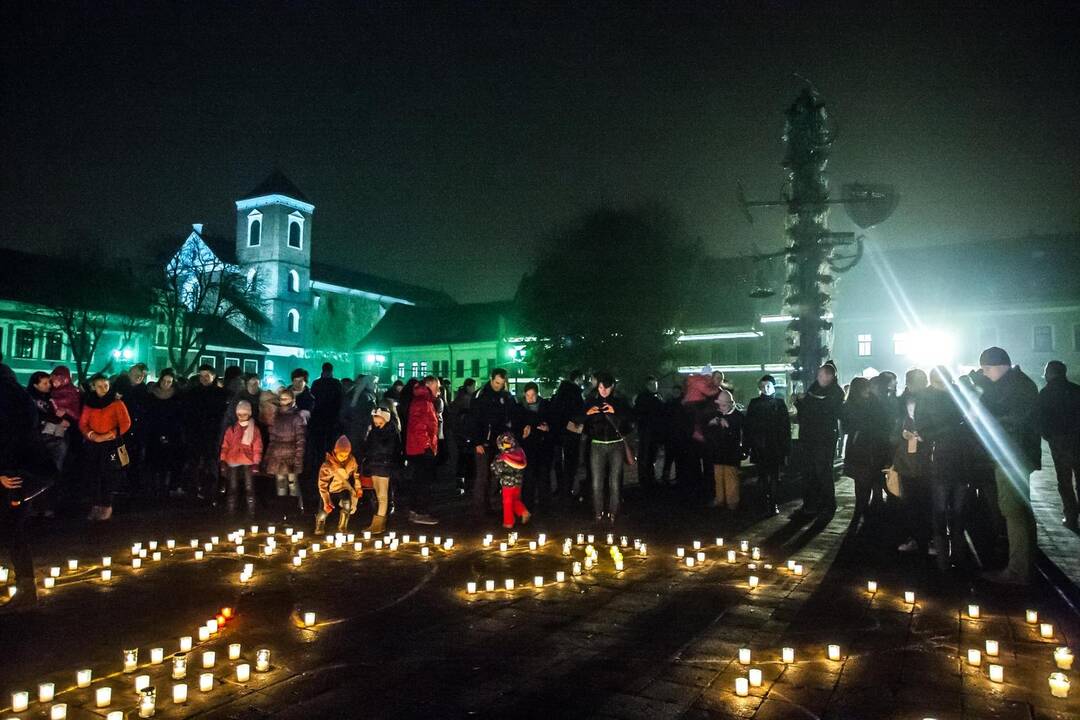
[4,342,1080,607]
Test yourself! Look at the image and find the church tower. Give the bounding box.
[235,170,314,350]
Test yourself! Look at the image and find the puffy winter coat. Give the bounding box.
[405,385,439,456]
[48,366,82,422]
[79,392,132,438]
[220,422,263,466]
[264,405,307,475]
[318,437,360,500]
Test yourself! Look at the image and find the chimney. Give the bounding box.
[192,223,204,234]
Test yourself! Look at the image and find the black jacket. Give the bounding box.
[979,365,1041,471]
[841,394,893,471]
[633,390,666,431]
[579,394,630,442]
[469,382,515,446]
[550,380,585,431]
[795,381,845,447]
[1037,377,1080,440]
[311,374,343,428]
[515,397,555,463]
[182,382,227,450]
[745,395,791,465]
[361,423,401,478]
[914,385,970,461]
[702,408,746,466]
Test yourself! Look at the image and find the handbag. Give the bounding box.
[884,466,902,498]
[110,441,131,469]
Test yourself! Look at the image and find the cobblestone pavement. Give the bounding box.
[1,470,1078,720]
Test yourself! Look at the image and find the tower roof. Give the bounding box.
[240,169,310,203]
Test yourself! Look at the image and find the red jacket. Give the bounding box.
[220,422,264,466]
[79,399,132,437]
[405,385,439,456]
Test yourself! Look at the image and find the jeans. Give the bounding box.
[227,465,256,516]
[589,440,624,518]
[994,464,1036,580]
[1048,434,1080,523]
[900,474,931,547]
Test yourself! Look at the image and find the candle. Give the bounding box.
[180,636,193,652]
[236,664,251,682]
[124,648,139,673]
[303,612,316,627]
[529,541,537,551]
[195,550,205,560]
[138,687,156,718]
[715,537,724,546]
[202,651,216,669]
[67,559,78,571]
[12,691,29,712]
[149,541,158,551]
[236,545,245,555]
[268,525,276,534]
[504,578,515,590]
[135,674,151,692]
[444,538,454,550]
[967,604,980,619]
[867,580,878,593]
[989,664,1004,683]
[1054,647,1074,670]
[172,683,187,704]
[748,668,763,687]
[584,557,593,569]
[44,576,55,588]
[226,643,241,660]
[402,534,410,544]
[828,644,841,661]
[1026,609,1038,624]
[353,543,362,551]
[985,640,999,657]
[782,647,795,664]
[572,562,582,575]
[421,547,430,557]
[967,648,981,667]
[139,549,147,558]
[640,543,647,556]
[556,571,566,582]
[751,547,761,560]
[7,585,15,597]
[101,569,112,581]
[0,567,7,582]
[49,565,60,578]
[49,704,67,719]
[748,576,759,588]
[466,581,477,594]
[166,539,175,550]
[740,539,749,552]
[108,713,124,720]
[251,525,259,534]
[190,539,198,548]
[695,551,705,562]
[676,547,685,558]
[256,648,271,672]
[207,618,219,633]
[738,648,751,664]
[172,655,187,679]
[211,536,219,544]
[685,557,695,568]
[293,556,302,566]
[77,668,92,688]
[735,676,749,697]
[587,534,595,544]
[485,579,496,591]
[199,673,214,692]
[793,564,804,576]
[204,542,212,552]
[374,541,383,550]
[1049,672,1070,698]
[692,540,702,550]
[499,542,508,552]
[133,542,143,553]
[198,626,211,642]
[96,686,112,707]
[576,533,584,544]
[534,576,544,588]
[538,533,546,545]
[133,557,143,569]
[39,682,55,702]
[904,591,916,604]
[1041,623,1055,639]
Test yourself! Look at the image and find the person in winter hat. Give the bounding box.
[361,404,400,533]
[492,432,530,529]
[219,399,263,517]
[703,389,746,514]
[265,388,307,512]
[315,435,360,534]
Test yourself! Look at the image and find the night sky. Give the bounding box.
[2,1,1077,302]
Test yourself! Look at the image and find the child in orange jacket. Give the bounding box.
[315,435,361,534]
[220,400,263,516]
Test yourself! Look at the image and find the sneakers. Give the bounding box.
[897,539,918,553]
[408,511,439,526]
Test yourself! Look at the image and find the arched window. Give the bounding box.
[287,308,300,333]
[288,269,300,293]
[248,218,261,247]
[288,221,301,249]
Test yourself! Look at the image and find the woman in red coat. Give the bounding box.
[79,374,132,521]
[404,376,440,525]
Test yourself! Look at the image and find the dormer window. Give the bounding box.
[287,212,304,250]
[247,210,263,247]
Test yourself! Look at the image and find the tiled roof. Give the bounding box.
[310,262,455,306]
[0,247,153,317]
[239,169,310,203]
[357,301,516,350]
[193,315,267,353]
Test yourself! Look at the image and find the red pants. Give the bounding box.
[501,486,528,527]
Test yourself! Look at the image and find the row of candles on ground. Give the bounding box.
[730,645,839,697]
[863,582,1075,699]
[291,532,456,567]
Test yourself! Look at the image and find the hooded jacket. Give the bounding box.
[319,436,360,501]
[491,433,527,488]
[48,366,82,423]
[469,381,515,446]
[264,403,307,475]
[405,384,439,456]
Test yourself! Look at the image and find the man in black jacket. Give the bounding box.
[793,362,844,518]
[182,365,227,500]
[515,382,554,510]
[469,368,515,514]
[976,347,1040,584]
[745,374,791,515]
[633,376,665,488]
[1037,360,1080,532]
[550,370,585,495]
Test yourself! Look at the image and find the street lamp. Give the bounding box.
[739,85,898,386]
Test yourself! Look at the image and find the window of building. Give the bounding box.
[470,359,480,377]
[288,269,300,293]
[1034,325,1054,352]
[455,359,464,377]
[397,362,405,379]
[420,361,429,377]
[893,333,909,356]
[44,332,64,361]
[243,359,259,374]
[247,211,262,247]
[487,358,497,375]
[200,355,216,368]
[156,327,167,346]
[287,308,300,334]
[14,328,34,359]
[857,333,872,357]
[410,362,419,378]
[288,220,302,249]
[225,357,240,369]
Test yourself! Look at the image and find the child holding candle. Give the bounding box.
[219,400,263,517]
[315,436,360,534]
[492,432,530,529]
[361,404,400,533]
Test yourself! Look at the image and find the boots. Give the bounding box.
[337,508,351,533]
[314,514,326,536]
[366,513,387,533]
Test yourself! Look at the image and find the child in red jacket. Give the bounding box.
[220,400,263,516]
[492,432,530,529]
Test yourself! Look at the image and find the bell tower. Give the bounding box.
[235,170,315,348]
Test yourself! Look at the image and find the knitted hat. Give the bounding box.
[333,435,352,456]
[372,405,392,423]
[979,346,1011,367]
[496,432,517,450]
[235,399,252,414]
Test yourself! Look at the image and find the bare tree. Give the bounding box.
[40,306,109,385]
[156,238,267,375]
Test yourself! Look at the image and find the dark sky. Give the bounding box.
[3,1,1078,302]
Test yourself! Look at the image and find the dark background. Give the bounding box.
[2,1,1077,302]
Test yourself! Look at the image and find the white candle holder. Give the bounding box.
[782,647,795,664]
[199,673,214,692]
[39,682,55,702]
[95,686,112,707]
[735,677,749,697]
[172,655,187,679]
[123,648,139,673]
[1054,647,1074,670]
[256,649,271,672]
[827,644,841,661]
[11,691,29,712]
[77,668,92,688]
[172,683,187,704]
[748,668,763,687]
[989,664,1004,683]
[1049,672,1070,698]
[236,664,251,682]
